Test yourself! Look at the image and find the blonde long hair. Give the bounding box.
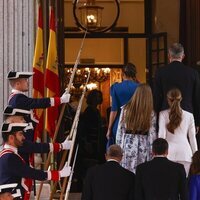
[166,88,182,134]
[123,84,153,134]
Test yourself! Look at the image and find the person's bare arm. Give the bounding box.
[106,111,117,139]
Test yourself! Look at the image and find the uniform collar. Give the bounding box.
[11,89,26,95]
[4,144,18,154]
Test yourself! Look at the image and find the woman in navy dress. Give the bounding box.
[189,150,200,200]
[106,63,139,142]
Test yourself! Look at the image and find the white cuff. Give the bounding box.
[50,98,55,106]
[47,171,51,180]
[49,143,53,152]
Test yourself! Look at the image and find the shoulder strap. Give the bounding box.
[0,148,25,163]
[0,149,14,157]
[8,92,17,103]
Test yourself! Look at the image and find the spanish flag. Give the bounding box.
[45,7,60,137]
[32,2,44,139]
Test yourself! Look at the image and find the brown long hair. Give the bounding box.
[166,88,182,133]
[189,151,200,175]
[123,84,153,134]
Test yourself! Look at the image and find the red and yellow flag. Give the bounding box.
[32,2,44,139]
[45,7,60,138]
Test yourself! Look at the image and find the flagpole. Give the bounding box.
[60,72,90,200]
[36,30,87,200]
[32,0,46,198]
[50,71,90,200]
[66,30,87,93]
[64,145,79,200]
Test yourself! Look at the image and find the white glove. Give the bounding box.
[60,92,71,104]
[59,164,71,177]
[61,139,72,150]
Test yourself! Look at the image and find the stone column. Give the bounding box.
[0,0,35,126]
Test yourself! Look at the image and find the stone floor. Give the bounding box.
[53,193,81,200]
[30,183,81,200]
[65,193,81,200]
[30,193,81,200]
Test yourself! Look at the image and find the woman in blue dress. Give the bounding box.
[189,150,200,200]
[106,63,139,142]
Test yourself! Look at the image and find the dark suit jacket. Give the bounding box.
[154,61,200,125]
[81,160,135,200]
[135,157,187,200]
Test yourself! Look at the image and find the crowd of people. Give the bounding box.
[82,43,200,200]
[0,42,200,200]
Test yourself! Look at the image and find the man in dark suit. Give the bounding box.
[81,144,135,200]
[135,138,187,200]
[154,43,200,126]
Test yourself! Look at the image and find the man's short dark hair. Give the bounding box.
[106,145,123,158]
[152,138,168,155]
[86,89,103,106]
[122,63,137,79]
[168,43,184,59]
[2,132,15,142]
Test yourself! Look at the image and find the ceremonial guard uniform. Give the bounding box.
[0,123,71,200]
[4,71,71,200]
[7,71,67,110]
[8,89,60,113]
[3,106,72,161]
[7,71,64,140]
[7,71,70,124]
[6,71,70,163]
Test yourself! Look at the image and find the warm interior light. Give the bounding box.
[78,0,104,29]
[86,82,98,90]
[73,0,120,32]
[64,67,110,96]
[87,14,97,24]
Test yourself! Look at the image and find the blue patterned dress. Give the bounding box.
[116,108,157,173]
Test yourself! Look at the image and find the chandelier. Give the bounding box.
[85,67,110,82]
[64,67,110,91]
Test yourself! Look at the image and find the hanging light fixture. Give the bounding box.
[73,0,120,33]
[79,0,104,29]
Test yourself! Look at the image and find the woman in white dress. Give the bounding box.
[116,84,157,173]
[158,88,197,175]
